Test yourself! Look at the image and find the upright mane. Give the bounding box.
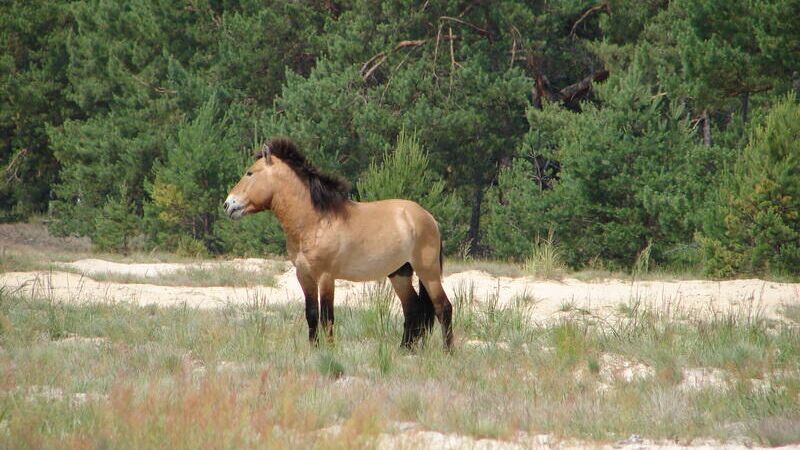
[254,138,350,212]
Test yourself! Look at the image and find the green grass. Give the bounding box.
[1,287,799,449]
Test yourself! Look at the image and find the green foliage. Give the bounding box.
[4,0,798,276]
[213,213,286,257]
[92,194,140,253]
[144,96,239,251]
[487,68,725,267]
[699,94,800,277]
[0,1,77,220]
[357,129,467,253]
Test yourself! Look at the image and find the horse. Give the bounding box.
[223,138,453,349]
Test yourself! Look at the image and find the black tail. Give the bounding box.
[418,280,436,333]
[439,239,444,272]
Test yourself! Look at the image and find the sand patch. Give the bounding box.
[2,259,799,321]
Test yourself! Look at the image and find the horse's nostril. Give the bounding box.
[223,201,229,210]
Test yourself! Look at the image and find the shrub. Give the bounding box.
[356,129,467,254]
[92,193,139,253]
[699,94,800,277]
[144,95,240,252]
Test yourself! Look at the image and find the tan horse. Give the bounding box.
[223,138,452,349]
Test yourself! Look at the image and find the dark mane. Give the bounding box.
[254,138,350,212]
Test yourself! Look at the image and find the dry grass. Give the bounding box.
[1,285,799,449]
[80,263,282,288]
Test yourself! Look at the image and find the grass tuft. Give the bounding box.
[523,231,566,279]
[316,351,345,379]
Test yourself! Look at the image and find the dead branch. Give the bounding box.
[361,54,387,81]
[360,51,386,75]
[448,26,461,70]
[558,69,609,103]
[439,16,488,36]
[432,23,443,79]
[360,40,427,81]
[570,2,610,37]
[509,25,522,70]
[2,148,29,184]
[394,40,426,50]
[448,26,458,95]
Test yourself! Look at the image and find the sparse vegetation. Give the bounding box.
[1,286,798,449]
[523,231,566,279]
[77,263,282,288]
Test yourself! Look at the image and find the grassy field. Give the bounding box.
[1,282,799,449]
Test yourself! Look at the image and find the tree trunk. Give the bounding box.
[468,186,483,254]
[741,92,749,123]
[702,109,712,146]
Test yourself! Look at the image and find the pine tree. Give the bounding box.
[700,94,800,277]
[145,95,239,251]
[487,68,722,267]
[357,129,467,253]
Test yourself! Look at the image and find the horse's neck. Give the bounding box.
[270,186,321,247]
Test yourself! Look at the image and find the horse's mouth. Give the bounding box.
[228,206,246,220]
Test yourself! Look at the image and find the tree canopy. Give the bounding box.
[2,0,798,276]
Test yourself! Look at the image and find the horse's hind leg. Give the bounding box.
[417,277,453,349]
[413,240,453,349]
[388,263,425,348]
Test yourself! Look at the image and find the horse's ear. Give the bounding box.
[261,142,272,164]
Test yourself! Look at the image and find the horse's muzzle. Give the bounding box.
[223,195,246,220]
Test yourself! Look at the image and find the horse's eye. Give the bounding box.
[246,171,253,176]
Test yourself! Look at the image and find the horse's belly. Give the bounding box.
[332,236,412,282]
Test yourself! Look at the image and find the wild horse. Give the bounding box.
[224,138,452,349]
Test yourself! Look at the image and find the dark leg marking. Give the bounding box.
[320,295,334,341]
[305,294,319,343]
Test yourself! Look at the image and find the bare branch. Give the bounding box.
[439,16,488,36]
[362,54,387,81]
[361,40,427,81]
[570,2,610,37]
[432,23,443,79]
[558,69,609,103]
[448,26,461,70]
[360,51,386,76]
[2,148,29,184]
[393,40,426,50]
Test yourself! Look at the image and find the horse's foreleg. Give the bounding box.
[296,270,319,344]
[319,274,335,343]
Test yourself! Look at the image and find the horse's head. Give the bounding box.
[223,143,276,220]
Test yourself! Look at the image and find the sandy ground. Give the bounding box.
[321,421,800,450]
[2,258,799,321]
